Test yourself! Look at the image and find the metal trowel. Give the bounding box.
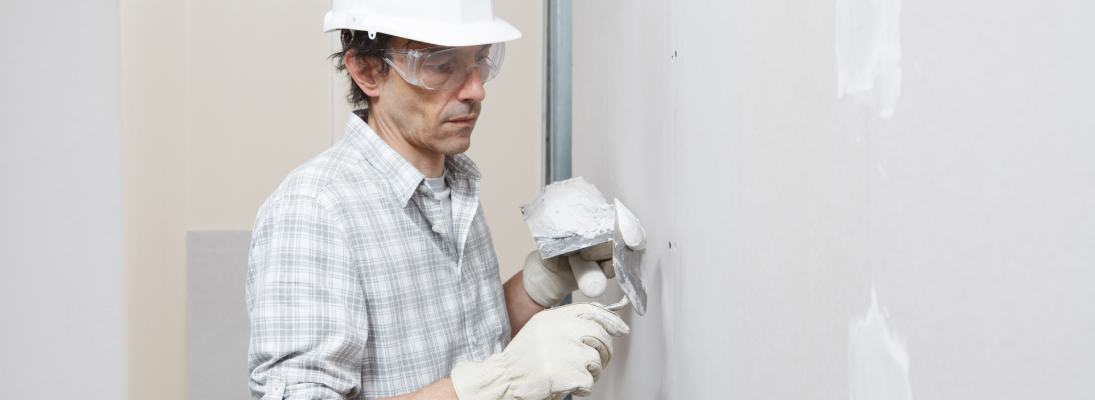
[521,182,647,309]
[533,230,613,260]
[603,198,647,315]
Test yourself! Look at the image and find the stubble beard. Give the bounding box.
[431,101,480,155]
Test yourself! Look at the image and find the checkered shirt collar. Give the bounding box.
[343,112,481,206]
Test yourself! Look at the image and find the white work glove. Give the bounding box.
[450,304,630,400]
[522,203,647,308]
[521,249,611,308]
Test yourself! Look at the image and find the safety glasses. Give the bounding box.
[382,42,506,90]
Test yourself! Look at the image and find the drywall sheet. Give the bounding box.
[0,1,127,398]
[187,231,253,400]
[570,0,1095,399]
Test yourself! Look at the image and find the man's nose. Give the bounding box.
[457,66,486,103]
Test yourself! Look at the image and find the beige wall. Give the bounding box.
[122,1,542,399]
[466,0,544,280]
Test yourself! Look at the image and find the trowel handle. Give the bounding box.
[568,254,606,298]
[604,295,629,312]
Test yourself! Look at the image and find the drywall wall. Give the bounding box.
[0,1,127,398]
[571,0,1095,399]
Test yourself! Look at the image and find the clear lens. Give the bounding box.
[384,42,505,90]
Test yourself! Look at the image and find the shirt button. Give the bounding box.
[471,337,479,346]
[418,184,428,193]
[432,225,443,233]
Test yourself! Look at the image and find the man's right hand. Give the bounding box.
[450,303,630,400]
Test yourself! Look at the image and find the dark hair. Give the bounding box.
[329,30,397,112]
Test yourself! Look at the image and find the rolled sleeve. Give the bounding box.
[246,195,366,400]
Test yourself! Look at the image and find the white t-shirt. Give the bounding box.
[423,172,455,242]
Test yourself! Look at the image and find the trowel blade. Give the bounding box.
[533,231,613,260]
[613,198,647,316]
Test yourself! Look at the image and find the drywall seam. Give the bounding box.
[850,287,914,400]
[836,0,902,118]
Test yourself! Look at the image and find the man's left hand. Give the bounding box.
[521,205,647,308]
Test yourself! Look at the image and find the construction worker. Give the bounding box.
[246,1,645,399]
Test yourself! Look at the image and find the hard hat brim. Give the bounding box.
[324,12,522,46]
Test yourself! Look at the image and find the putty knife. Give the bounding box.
[603,198,647,315]
[534,230,613,260]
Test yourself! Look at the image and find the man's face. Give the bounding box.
[371,39,488,156]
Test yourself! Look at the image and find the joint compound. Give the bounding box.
[520,177,615,240]
[850,287,914,400]
[836,0,902,118]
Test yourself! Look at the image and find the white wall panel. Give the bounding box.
[572,0,1095,398]
[187,231,252,400]
[0,1,127,398]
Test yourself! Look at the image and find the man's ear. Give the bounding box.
[346,52,382,98]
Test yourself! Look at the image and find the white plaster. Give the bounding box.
[849,287,913,400]
[615,199,647,250]
[520,177,615,239]
[836,0,902,118]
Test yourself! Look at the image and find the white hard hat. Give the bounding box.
[324,0,522,47]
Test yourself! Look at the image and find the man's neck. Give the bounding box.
[367,111,446,178]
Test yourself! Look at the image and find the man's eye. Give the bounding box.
[426,62,453,72]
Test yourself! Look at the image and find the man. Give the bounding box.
[246,1,644,400]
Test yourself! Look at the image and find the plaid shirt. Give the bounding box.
[246,112,511,400]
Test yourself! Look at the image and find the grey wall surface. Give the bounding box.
[187,231,253,400]
[571,0,1095,399]
[0,1,127,399]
